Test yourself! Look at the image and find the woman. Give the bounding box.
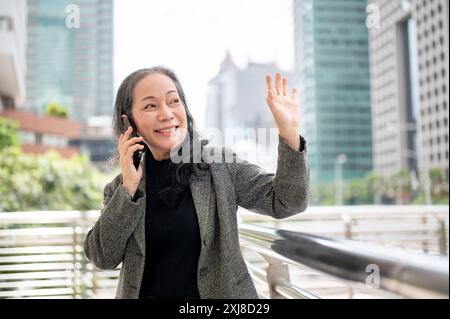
[83,66,310,299]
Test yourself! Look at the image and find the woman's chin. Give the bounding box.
[151,137,183,153]
[149,129,187,155]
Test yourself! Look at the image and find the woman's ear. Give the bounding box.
[121,114,128,125]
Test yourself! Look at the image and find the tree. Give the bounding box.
[429,168,449,204]
[0,118,113,212]
[390,169,413,204]
[345,178,373,204]
[0,117,20,150]
[0,147,110,211]
[45,102,69,118]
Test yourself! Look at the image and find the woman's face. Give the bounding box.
[130,73,188,160]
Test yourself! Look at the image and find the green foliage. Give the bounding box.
[345,178,373,205]
[427,168,449,204]
[311,168,449,206]
[310,182,335,206]
[0,147,113,212]
[0,117,20,150]
[45,102,69,118]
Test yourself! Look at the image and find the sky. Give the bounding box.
[114,0,295,129]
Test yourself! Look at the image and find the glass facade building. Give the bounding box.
[293,0,373,182]
[25,0,113,123]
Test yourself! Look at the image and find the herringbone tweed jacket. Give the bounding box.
[84,135,310,299]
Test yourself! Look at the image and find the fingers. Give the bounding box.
[282,78,288,96]
[118,126,144,157]
[275,73,282,95]
[125,143,145,159]
[119,126,132,144]
[122,136,144,150]
[267,90,274,106]
[266,75,274,92]
[267,73,291,96]
[291,87,299,101]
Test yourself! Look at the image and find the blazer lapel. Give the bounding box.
[132,156,212,256]
[133,152,147,255]
[189,169,211,246]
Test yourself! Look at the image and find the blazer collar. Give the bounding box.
[132,153,211,256]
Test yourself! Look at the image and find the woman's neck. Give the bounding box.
[147,146,170,161]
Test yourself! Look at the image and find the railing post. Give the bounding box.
[341,214,354,239]
[79,211,89,299]
[422,216,429,253]
[71,220,77,299]
[436,216,448,256]
[341,214,355,298]
[263,256,291,299]
[91,265,97,298]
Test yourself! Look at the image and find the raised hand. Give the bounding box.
[266,73,301,150]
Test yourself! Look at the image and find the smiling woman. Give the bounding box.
[112,66,206,204]
[83,65,310,299]
[131,76,186,157]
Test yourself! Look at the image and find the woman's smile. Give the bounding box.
[154,125,180,137]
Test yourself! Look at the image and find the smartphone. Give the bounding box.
[122,116,145,169]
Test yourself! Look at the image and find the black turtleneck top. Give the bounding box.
[138,150,201,299]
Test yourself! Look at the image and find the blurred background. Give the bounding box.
[0,0,448,299]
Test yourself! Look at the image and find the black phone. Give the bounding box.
[122,115,145,169]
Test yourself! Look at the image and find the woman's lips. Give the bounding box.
[154,125,179,137]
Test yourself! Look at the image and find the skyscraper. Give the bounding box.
[206,52,281,136]
[25,0,113,123]
[368,0,449,179]
[205,52,285,171]
[293,0,373,182]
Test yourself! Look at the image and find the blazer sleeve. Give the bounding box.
[225,134,310,219]
[83,176,146,270]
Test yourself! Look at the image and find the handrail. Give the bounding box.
[239,223,449,299]
[274,283,320,299]
[0,210,448,299]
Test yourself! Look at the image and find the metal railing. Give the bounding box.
[238,223,449,299]
[0,210,104,298]
[238,205,449,256]
[0,206,448,299]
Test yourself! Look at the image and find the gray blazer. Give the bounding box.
[83,135,310,299]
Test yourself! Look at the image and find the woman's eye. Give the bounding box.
[170,99,180,104]
[145,104,156,109]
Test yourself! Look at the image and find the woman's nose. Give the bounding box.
[157,104,174,121]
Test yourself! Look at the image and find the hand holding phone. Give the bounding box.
[119,117,145,197]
